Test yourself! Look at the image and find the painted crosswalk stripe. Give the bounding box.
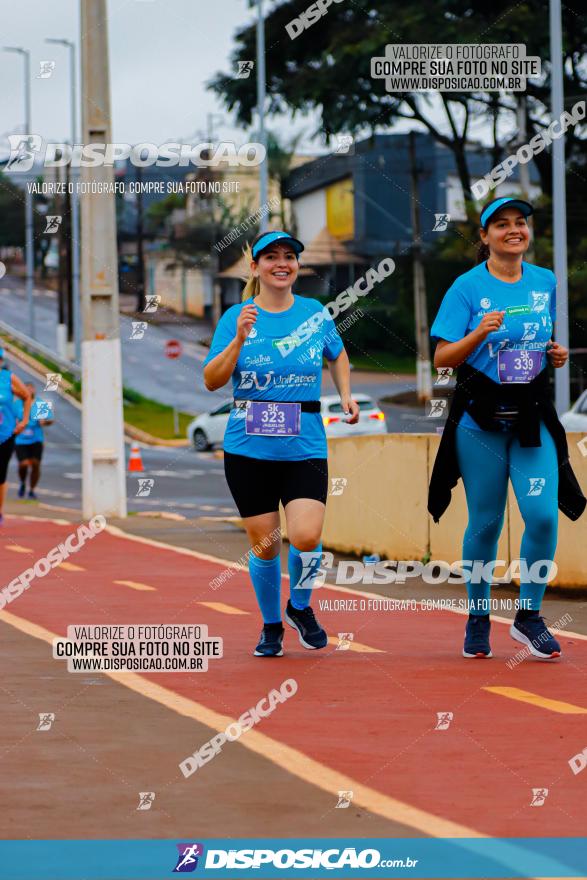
[198,602,249,616]
[327,636,383,654]
[113,580,156,592]
[484,686,587,715]
[58,562,85,572]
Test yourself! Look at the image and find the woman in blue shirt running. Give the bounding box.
[430,196,570,661]
[0,364,32,525]
[204,230,359,657]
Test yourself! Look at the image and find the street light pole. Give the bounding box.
[46,38,81,363]
[550,0,570,414]
[80,0,126,518]
[256,0,268,230]
[3,47,35,338]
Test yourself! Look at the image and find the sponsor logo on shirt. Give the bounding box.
[243,353,272,367]
[237,370,315,390]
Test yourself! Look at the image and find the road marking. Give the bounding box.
[198,602,249,616]
[113,579,156,592]
[6,544,33,554]
[0,609,485,841]
[484,686,587,715]
[327,636,383,653]
[58,562,85,572]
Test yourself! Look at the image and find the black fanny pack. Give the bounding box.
[233,399,322,413]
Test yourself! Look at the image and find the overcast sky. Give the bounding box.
[1,0,505,159]
[0,0,326,153]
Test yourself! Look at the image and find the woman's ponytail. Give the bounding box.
[477,241,490,264]
[241,243,260,301]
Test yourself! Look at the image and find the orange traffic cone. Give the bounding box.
[128,443,144,473]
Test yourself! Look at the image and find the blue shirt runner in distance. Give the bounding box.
[203,296,343,460]
[430,261,556,430]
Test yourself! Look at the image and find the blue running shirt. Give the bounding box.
[14,398,46,445]
[203,296,344,460]
[431,262,556,430]
[0,371,15,443]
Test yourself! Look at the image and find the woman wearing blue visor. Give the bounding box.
[428,197,585,660]
[204,230,359,657]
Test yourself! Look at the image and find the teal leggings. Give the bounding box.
[455,422,558,613]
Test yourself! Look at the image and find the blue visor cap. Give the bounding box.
[251,231,304,260]
[480,197,533,229]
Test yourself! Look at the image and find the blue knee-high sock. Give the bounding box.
[288,543,322,610]
[248,553,282,624]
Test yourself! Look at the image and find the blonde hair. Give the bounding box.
[241,242,260,302]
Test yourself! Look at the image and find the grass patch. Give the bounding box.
[2,332,194,439]
[347,350,417,374]
[0,333,82,398]
[123,388,193,439]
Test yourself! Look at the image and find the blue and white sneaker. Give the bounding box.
[253,623,284,657]
[510,612,561,660]
[463,614,492,658]
[17,483,25,499]
[285,600,328,649]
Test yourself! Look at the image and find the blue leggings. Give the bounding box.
[455,422,558,613]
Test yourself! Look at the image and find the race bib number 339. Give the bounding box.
[498,349,543,383]
[245,401,301,436]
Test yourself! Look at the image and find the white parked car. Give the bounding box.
[321,393,388,438]
[560,390,587,432]
[187,393,388,450]
[187,400,231,450]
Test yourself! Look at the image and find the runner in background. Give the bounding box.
[0,366,32,526]
[14,383,53,501]
[203,230,359,657]
[428,197,585,660]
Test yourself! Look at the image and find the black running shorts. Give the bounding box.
[0,436,15,483]
[224,452,328,518]
[15,442,43,462]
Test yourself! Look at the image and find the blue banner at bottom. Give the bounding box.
[0,838,586,879]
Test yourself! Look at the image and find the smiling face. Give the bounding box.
[480,207,530,259]
[251,243,300,292]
